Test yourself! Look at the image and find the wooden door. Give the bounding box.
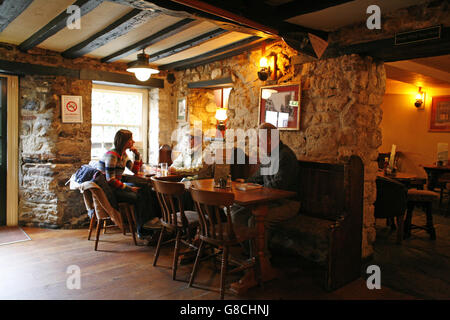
[0,77,7,225]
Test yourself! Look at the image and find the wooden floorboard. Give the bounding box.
[0,225,418,300]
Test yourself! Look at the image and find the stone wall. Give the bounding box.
[19,75,92,228]
[329,0,450,46]
[164,41,385,258]
[0,43,165,228]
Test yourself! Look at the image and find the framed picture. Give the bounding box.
[61,95,83,123]
[258,82,301,130]
[430,95,450,132]
[176,98,187,122]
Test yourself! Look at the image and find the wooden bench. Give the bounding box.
[269,156,364,291]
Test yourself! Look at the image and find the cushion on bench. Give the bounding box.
[269,214,336,265]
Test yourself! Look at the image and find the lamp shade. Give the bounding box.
[215,108,227,121]
[126,52,159,81]
[261,89,277,100]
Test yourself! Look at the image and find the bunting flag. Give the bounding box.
[308,33,328,59]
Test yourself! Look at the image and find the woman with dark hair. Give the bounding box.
[97,129,160,239]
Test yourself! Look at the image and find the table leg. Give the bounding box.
[230,204,278,295]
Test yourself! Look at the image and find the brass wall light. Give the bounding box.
[257,53,277,81]
[415,87,426,109]
[126,49,160,82]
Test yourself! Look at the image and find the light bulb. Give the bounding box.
[259,57,268,68]
[127,67,160,82]
[215,108,227,121]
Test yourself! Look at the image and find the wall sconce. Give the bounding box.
[126,49,160,81]
[257,53,277,81]
[167,73,175,84]
[215,107,227,133]
[415,87,426,109]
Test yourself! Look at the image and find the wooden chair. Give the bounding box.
[404,189,439,240]
[188,187,261,300]
[151,176,199,280]
[374,176,407,243]
[437,174,450,215]
[81,182,137,250]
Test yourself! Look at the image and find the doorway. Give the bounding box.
[0,77,7,226]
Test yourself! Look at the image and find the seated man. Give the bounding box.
[231,122,300,257]
[169,128,213,179]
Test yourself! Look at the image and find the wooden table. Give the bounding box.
[423,164,450,191]
[183,179,297,294]
[377,171,426,189]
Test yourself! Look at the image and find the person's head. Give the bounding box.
[187,127,202,149]
[114,129,134,154]
[258,122,279,154]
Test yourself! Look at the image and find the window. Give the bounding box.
[91,84,148,162]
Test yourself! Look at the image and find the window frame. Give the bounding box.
[91,84,149,162]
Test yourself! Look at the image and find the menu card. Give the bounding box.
[389,144,397,169]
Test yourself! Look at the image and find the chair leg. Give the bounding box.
[188,240,204,287]
[404,203,414,239]
[103,219,107,234]
[425,202,436,240]
[172,230,181,280]
[220,245,229,300]
[396,214,404,244]
[95,218,103,251]
[153,226,165,267]
[88,214,97,240]
[124,205,137,246]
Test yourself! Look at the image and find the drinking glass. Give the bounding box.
[160,163,168,177]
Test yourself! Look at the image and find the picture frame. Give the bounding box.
[258,82,301,130]
[176,97,187,122]
[429,95,450,132]
[61,95,83,123]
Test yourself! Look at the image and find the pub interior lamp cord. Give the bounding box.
[127,49,159,82]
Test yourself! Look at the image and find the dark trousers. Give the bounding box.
[115,175,161,235]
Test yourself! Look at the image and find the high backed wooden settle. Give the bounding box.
[270,155,364,291]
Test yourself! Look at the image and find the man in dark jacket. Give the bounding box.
[231,123,300,257]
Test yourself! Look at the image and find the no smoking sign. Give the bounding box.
[66,101,78,113]
[61,95,82,123]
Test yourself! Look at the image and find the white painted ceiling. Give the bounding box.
[287,0,429,32]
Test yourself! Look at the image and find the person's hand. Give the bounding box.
[130,186,140,193]
[129,146,140,158]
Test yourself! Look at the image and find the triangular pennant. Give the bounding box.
[308,33,328,59]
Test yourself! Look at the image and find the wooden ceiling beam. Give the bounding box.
[0,0,33,32]
[324,26,450,62]
[62,8,161,59]
[275,0,355,20]
[18,0,103,52]
[168,0,327,39]
[172,38,275,71]
[101,18,199,63]
[147,28,228,62]
[0,59,163,88]
[169,0,279,36]
[159,35,267,70]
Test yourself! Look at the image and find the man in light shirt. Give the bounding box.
[169,128,213,179]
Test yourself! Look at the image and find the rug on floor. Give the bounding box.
[0,226,31,246]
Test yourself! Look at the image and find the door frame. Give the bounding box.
[1,75,19,226]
